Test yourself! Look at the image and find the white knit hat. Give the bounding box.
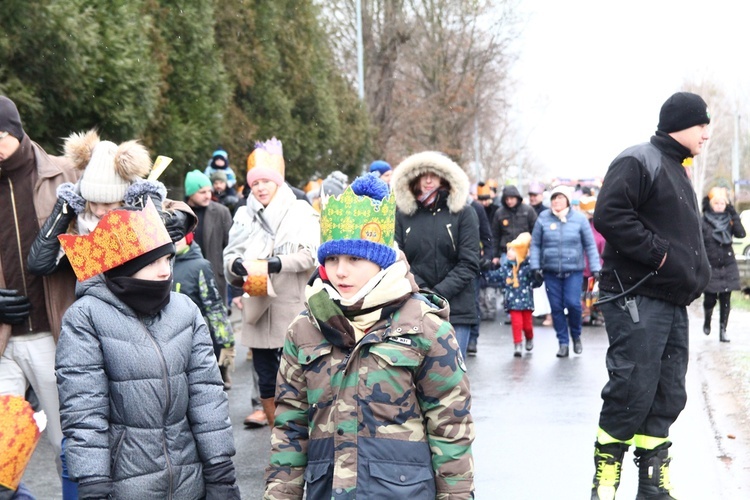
[65,130,152,204]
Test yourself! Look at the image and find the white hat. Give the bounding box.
[549,185,574,206]
[65,130,152,203]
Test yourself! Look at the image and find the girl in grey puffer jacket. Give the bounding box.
[55,202,239,500]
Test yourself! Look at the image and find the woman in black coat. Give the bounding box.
[392,151,480,357]
[701,187,746,342]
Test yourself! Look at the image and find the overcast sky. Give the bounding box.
[510,0,750,180]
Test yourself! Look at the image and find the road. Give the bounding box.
[21,305,750,499]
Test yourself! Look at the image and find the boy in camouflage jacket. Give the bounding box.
[264,175,475,499]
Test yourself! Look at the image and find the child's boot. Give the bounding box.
[513,343,522,357]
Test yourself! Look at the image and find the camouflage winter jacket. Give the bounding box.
[264,290,475,499]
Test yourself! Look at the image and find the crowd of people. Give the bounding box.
[0,91,743,499]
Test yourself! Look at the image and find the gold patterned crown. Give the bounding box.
[320,183,395,246]
[0,395,43,490]
[58,199,171,281]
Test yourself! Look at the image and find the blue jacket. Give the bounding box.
[486,260,534,311]
[529,209,601,274]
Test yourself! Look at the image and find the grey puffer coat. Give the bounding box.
[56,276,235,499]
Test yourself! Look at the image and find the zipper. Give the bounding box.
[446,223,456,252]
[8,178,32,331]
[140,322,173,498]
[44,203,67,238]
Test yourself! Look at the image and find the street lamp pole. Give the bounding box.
[356,0,365,100]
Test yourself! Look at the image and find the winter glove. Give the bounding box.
[530,269,544,289]
[27,193,79,275]
[218,347,236,372]
[203,461,240,500]
[0,289,31,325]
[163,209,191,243]
[124,179,167,210]
[266,256,282,274]
[231,258,248,277]
[77,478,113,500]
[479,258,493,271]
[726,203,738,216]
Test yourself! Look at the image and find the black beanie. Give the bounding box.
[104,243,175,279]
[0,96,25,140]
[657,92,710,133]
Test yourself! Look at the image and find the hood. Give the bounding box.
[175,242,204,262]
[392,151,470,215]
[500,185,523,208]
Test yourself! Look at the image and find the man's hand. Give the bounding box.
[0,289,31,325]
[531,269,544,289]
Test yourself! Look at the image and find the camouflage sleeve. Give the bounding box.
[264,322,309,500]
[197,268,234,348]
[416,315,475,499]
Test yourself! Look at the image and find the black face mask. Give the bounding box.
[104,275,172,316]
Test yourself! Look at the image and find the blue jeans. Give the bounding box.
[469,279,481,344]
[453,324,471,359]
[544,271,583,345]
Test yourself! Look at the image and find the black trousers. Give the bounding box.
[252,347,282,399]
[597,295,689,440]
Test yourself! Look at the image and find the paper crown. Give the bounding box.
[0,395,43,490]
[246,137,285,178]
[58,199,171,281]
[320,179,395,246]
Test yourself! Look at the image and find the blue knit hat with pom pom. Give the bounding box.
[318,174,397,269]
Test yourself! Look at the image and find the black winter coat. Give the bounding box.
[702,200,746,293]
[392,152,480,326]
[491,185,537,258]
[594,132,710,306]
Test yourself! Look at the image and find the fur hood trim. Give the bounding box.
[392,151,470,215]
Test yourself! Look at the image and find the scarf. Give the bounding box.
[105,275,173,316]
[552,206,570,223]
[704,211,733,245]
[305,259,418,347]
[242,183,318,260]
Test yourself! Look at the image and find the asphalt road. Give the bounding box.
[20,305,750,499]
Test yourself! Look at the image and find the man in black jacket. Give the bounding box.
[590,92,711,500]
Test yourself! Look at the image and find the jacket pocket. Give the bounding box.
[368,460,435,498]
[304,461,333,499]
[298,343,335,416]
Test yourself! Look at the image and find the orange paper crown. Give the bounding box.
[58,199,171,281]
[0,395,43,490]
[246,137,285,178]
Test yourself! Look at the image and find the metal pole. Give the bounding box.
[356,0,365,100]
[733,113,740,200]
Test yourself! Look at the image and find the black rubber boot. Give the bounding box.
[634,443,677,499]
[702,307,712,335]
[719,302,730,343]
[591,441,628,500]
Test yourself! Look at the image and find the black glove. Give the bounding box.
[231,258,248,276]
[163,209,191,243]
[267,256,282,274]
[27,196,77,276]
[77,478,113,500]
[726,203,737,216]
[0,289,31,325]
[203,461,240,500]
[479,258,493,271]
[531,269,544,289]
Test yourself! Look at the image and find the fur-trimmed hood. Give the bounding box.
[392,151,470,215]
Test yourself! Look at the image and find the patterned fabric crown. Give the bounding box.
[318,175,397,269]
[58,199,171,281]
